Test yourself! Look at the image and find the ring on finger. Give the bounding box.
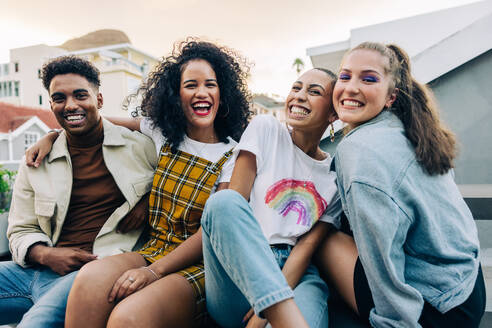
[128,276,135,283]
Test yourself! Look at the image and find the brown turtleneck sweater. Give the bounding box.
[56,120,126,252]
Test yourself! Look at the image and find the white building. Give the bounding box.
[0,102,60,170]
[251,94,286,122]
[307,1,492,79]
[0,30,158,117]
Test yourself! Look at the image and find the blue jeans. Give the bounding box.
[201,189,329,328]
[0,261,77,327]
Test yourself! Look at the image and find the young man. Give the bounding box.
[0,56,157,327]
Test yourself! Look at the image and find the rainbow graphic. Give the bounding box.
[264,179,328,226]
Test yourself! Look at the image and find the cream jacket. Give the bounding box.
[7,119,158,267]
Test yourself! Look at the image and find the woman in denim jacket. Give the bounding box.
[316,42,486,327]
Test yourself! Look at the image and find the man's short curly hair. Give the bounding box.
[41,55,101,91]
[130,39,252,151]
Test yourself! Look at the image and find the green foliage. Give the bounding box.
[292,58,305,75]
[0,165,16,213]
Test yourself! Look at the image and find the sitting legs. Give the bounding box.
[201,189,311,328]
[315,230,359,314]
[65,252,148,328]
[66,251,201,328]
[0,261,77,328]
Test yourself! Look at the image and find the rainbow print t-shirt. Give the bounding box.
[265,179,328,227]
[235,115,341,245]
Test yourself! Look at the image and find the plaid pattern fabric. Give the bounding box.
[178,262,207,323]
[138,143,232,321]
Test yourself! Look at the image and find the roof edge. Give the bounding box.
[69,43,158,61]
[413,12,492,83]
[306,40,350,56]
[11,116,50,138]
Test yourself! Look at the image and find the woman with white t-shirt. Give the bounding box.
[201,68,342,328]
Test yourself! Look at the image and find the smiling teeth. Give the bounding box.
[66,115,84,121]
[290,106,309,115]
[343,100,362,107]
[193,103,210,109]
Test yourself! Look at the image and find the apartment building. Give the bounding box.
[0,30,158,117]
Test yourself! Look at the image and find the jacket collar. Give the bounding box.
[48,118,127,163]
[344,110,399,139]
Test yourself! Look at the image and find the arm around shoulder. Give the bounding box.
[25,130,60,167]
[105,116,142,131]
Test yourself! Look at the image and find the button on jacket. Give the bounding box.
[7,119,158,267]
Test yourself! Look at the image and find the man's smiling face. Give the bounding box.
[49,73,103,136]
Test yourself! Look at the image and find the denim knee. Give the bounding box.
[202,189,246,231]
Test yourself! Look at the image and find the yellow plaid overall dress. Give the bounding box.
[138,143,232,321]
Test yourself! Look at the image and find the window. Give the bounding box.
[39,95,43,105]
[7,81,12,96]
[24,132,40,150]
[0,82,2,97]
[14,81,19,97]
[0,63,8,76]
[14,62,19,73]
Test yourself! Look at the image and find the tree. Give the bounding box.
[292,58,305,76]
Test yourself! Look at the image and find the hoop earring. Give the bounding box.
[330,123,335,142]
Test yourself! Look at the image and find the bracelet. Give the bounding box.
[141,266,160,281]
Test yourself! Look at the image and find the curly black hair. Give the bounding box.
[129,39,252,151]
[41,55,101,91]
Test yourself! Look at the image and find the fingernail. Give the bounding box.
[35,163,39,167]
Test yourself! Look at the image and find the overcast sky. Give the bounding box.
[0,0,478,96]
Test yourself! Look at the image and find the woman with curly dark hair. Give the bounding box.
[134,39,251,151]
[27,39,251,327]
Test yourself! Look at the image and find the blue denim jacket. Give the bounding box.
[334,110,480,328]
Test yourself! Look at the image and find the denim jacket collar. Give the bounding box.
[344,110,398,139]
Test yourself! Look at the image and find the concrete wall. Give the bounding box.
[429,49,492,184]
